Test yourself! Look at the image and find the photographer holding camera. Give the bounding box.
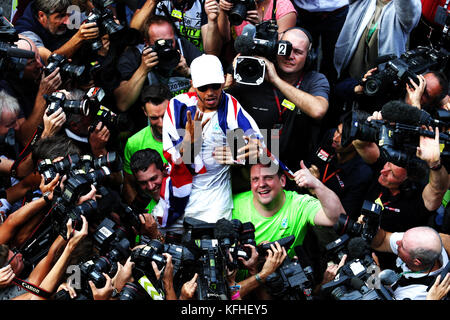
[347,104,449,267]
[0,35,63,149]
[404,71,449,114]
[14,0,100,63]
[370,226,450,300]
[114,14,201,130]
[307,114,374,219]
[129,0,222,55]
[217,0,296,41]
[227,27,330,172]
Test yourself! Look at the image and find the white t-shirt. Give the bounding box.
[390,232,449,300]
[183,111,233,223]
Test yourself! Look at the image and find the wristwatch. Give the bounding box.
[43,191,52,204]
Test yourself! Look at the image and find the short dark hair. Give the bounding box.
[142,15,175,44]
[140,84,172,106]
[32,135,81,167]
[130,148,164,174]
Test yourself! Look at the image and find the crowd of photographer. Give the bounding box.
[0,0,449,301]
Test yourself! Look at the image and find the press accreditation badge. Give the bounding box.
[171,9,183,20]
[281,99,295,111]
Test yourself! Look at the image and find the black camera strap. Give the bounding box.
[10,277,53,299]
[6,204,56,299]
[271,0,277,21]
[10,125,44,178]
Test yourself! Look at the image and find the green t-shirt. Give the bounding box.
[123,126,167,212]
[232,190,321,257]
[123,126,167,175]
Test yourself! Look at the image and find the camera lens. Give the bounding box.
[119,283,144,300]
[364,78,381,96]
[235,57,265,85]
[229,3,247,26]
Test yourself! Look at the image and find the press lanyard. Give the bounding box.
[322,162,341,184]
[272,74,304,122]
[376,192,401,213]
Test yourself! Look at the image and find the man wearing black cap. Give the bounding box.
[122,84,172,206]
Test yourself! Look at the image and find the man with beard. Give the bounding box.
[123,84,172,208]
[14,0,99,63]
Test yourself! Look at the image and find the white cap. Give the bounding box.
[190,54,225,88]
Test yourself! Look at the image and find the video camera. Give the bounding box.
[340,106,450,169]
[234,20,292,85]
[86,0,125,51]
[143,39,181,74]
[264,246,315,300]
[321,201,395,300]
[0,8,35,79]
[362,46,448,102]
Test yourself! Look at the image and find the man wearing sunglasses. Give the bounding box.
[160,54,262,227]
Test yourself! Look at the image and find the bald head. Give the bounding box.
[402,227,442,270]
[15,35,43,81]
[281,28,311,49]
[277,28,312,75]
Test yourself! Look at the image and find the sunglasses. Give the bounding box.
[197,83,222,92]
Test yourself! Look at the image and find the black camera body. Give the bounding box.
[93,217,131,260]
[131,239,167,285]
[51,197,98,238]
[228,0,256,26]
[86,5,124,51]
[194,237,229,300]
[44,53,87,82]
[146,39,181,73]
[61,167,111,204]
[37,153,81,184]
[45,91,90,117]
[363,46,448,101]
[341,110,450,169]
[90,105,128,133]
[265,254,315,300]
[334,200,382,243]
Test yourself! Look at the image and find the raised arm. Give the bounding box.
[293,160,345,227]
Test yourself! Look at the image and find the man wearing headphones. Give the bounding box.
[226,27,330,174]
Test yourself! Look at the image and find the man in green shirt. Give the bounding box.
[122,84,172,207]
[232,161,345,257]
